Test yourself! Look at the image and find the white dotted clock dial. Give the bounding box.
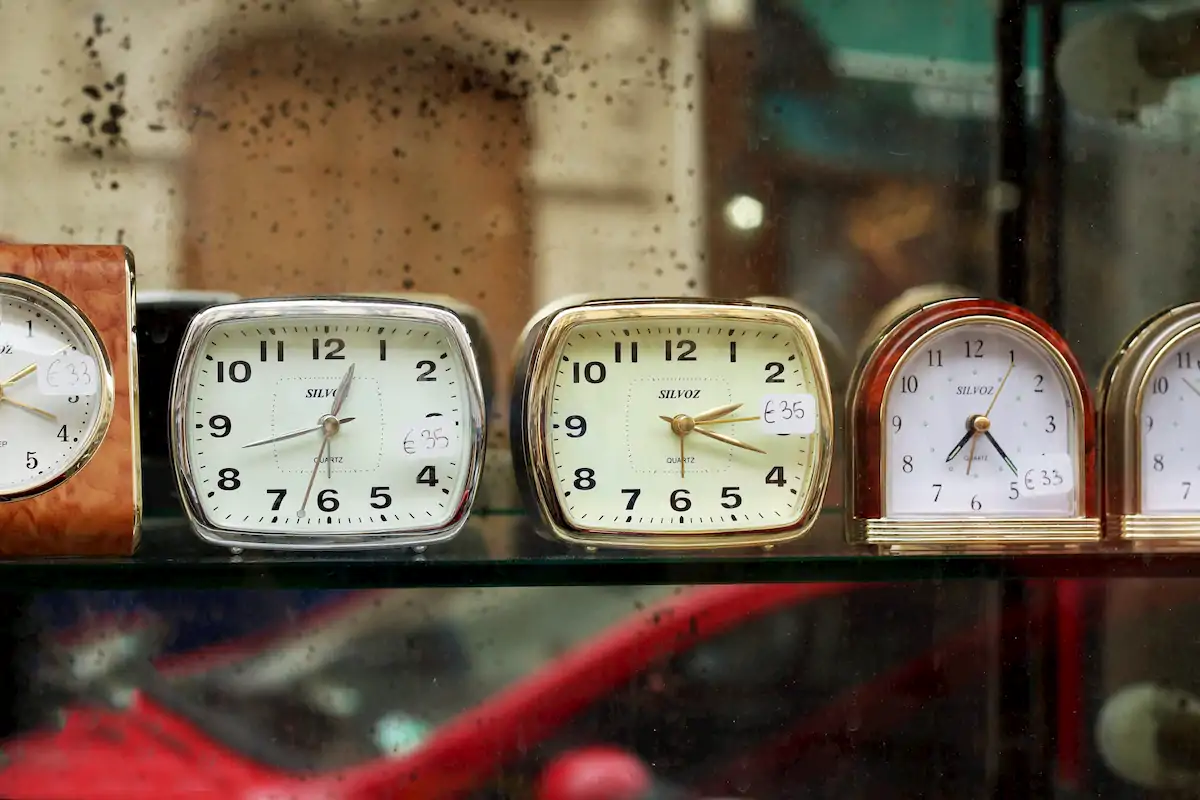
[543,317,828,535]
[883,322,1080,519]
[182,316,475,535]
[0,284,107,496]
[1139,332,1200,514]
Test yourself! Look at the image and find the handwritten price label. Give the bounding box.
[1019,454,1074,497]
[400,419,455,458]
[760,393,817,435]
[37,350,99,396]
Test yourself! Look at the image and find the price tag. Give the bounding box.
[37,350,99,396]
[1018,454,1074,497]
[400,418,457,458]
[759,393,817,435]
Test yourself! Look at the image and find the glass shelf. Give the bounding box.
[4,506,1198,590]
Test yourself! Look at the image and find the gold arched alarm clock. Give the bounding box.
[848,296,1099,547]
[1102,302,1200,543]
[511,297,834,550]
[0,245,139,555]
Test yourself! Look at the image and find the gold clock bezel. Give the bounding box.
[1101,301,1200,542]
[516,298,835,550]
[0,274,115,502]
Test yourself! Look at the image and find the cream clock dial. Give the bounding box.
[516,300,834,549]
[1136,332,1200,515]
[0,276,111,499]
[172,299,486,550]
[884,322,1080,518]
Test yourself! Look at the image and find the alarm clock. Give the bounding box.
[137,290,240,518]
[0,245,140,556]
[511,297,834,550]
[848,296,1099,547]
[170,297,487,551]
[1101,302,1200,543]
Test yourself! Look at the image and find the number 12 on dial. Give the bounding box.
[848,297,1099,548]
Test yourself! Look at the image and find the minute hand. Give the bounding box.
[983,431,1018,475]
[241,417,356,449]
[691,426,766,454]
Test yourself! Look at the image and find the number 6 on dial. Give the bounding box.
[848,296,1099,548]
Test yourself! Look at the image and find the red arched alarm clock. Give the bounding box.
[848,296,1099,548]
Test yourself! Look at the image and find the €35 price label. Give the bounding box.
[400,419,456,458]
[759,393,818,435]
[37,350,99,396]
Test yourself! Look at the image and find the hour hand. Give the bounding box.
[691,426,767,454]
[944,429,975,463]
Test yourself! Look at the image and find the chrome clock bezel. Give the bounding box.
[170,296,488,551]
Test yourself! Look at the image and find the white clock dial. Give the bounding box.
[0,282,108,497]
[1139,332,1200,514]
[181,315,475,536]
[883,322,1079,519]
[543,317,827,534]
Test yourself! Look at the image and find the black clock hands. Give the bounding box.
[944,428,975,463]
[983,431,1019,475]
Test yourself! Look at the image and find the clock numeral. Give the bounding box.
[217,361,252,383]
[621,488,641,510]
[720,486,742,509]
[927,349,942,367]
[217,468,241,490]
[1178,352,1194,369]
[317,489,339,512]
[900,375,919,394]
[565,415,587,438]
[891,415,902,432]
[573,468,596,490]
[266,489,287,511]
[1034,374,1044,393]
[964,339,983,358]
[415,360,437,381]
[416,465,439,486]
[1184,481,1193,500]
[670,489,692,512]
[665,340,697,361]
[764,362,785,383]
[24,451,36,470]
[572,362,606,384]
[56,425,68,442]
[208,415,231,438]
[24,320,31,338]
[379,340,387,361]
[765,466,786,486]
[370,486,392,509]
[1009,482,1020,500]
[971,495,982,511]
[729,341,737,363]
[902,455,914,473]
[932,483,942,502]
[1045,415,1057,434]
[614,342,638,363]
[67,395,79,404]
[260,340,284,362]
[1153,377,1170,394]
[1153,454,1165,472]
[1146,415,1154,431]
[312,338,346,360]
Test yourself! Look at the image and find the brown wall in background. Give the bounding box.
[182,32,533,377]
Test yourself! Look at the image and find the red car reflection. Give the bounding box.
[0,582,1025,799]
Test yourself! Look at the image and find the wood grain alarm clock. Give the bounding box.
[0,245,140,556]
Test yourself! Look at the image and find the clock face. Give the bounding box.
[176,307,482,541]
[882,320,1081,519]
[535,308,831,537]
[1138,330,1200,514]
[0,279,110,498]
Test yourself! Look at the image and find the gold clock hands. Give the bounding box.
[0,345,69,387]
[326,365,355,479]
[692,403,743,423]
[965,430,980,476]
[694,416,761,425]
[679,433,686,478]
[2,397,56,421]
[241,417,356,449]
[691,426,767,454]
[983,361,1016,418]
